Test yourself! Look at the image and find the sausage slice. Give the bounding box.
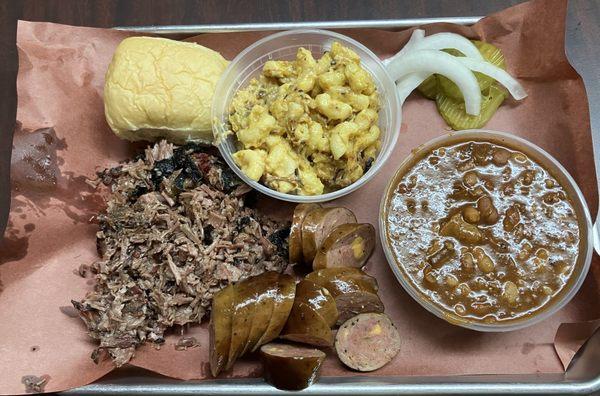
[253,274,296,351]
[306,267,379,296]
[306,267,383,324]
[301,207,357,264]
[313,223,376,270]
[209,284,235,377]
[260,342,326,391]
[227,273,272,369]
[226,277,256,369]
[334,291,384,326]
[294,280,338,328]
[289,203,322,264]
[243,271,279,354]
[335,313,401,372]
[280,302,334,347]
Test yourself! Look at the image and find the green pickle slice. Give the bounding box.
[438,41,506,101]
[417,75,439,100]
[475,40,506,69]
[416,49,461,99]
[436,84,506,130]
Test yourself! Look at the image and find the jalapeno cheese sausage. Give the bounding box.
[301,207,357,264]
[209,284,235,377]
[335,291,384,326]
[253,274,296,352]
[306,268,384,325]
[226,275,264,369]
[243,271,279,354]
[260,342,326,390]
[280,301,334,347]
[335,313,401,372]
[306,267,379,295]
[294,279,338,328]
[313,223,376,270]
[224,272,295,370]
[289,203,322,264]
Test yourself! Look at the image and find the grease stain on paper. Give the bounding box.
[521,342,536,355]
[1,123,106,265]
[0,222,30,264]
[10,122,105,223]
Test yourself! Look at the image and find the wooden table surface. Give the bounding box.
[1,0,599,236]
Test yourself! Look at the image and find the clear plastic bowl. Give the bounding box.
[212,29,401,203]
[379,130,593,332]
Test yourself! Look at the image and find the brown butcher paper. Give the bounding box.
[1,0,599,394]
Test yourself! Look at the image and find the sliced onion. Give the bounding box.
[457,57,528,100]
[386,49,482,115]
[399,29,425,56]
[395,72,432,104]
[411,33,484,60]
[383,29,425,66]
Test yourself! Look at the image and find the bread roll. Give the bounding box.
[103,37,228,144]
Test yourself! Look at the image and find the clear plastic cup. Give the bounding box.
[212,29,401,203]
[379,130,593,332]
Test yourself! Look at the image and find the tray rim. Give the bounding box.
[112,16,482,34]
[65,374,600,395]
[66,16,600,395]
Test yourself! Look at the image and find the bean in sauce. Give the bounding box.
[385,141,580,323]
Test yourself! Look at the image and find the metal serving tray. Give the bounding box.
[66,14,600,395]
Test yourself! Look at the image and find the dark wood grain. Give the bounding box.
[0,0,597,237]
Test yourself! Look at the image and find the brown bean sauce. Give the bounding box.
[386,141,580,323]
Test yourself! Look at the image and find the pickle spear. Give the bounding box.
[436,84,507,130]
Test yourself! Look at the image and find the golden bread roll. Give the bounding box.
[103,37,228,144]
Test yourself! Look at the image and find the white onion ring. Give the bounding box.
[386,49,482,115]
[399,29,426,56]
[457,57,528,100]
[411,33,484,60]
[383,29,425,66]
[395,72,432,104]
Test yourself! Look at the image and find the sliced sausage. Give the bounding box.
[335,313,401,372]
[289,203,322,264]
[226,277,256,369]
[243,271,279,354]
[334,291,384,326]
[280,302,334,347]
[301,207,357,264]
[305,267,383,325]
[260,342,326,391]
[313,223,376,270]
[306,267,379,296]
[227,272,273,369]
[253,274,296,351]
[294,280,338,328]
[209,284,235,377]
